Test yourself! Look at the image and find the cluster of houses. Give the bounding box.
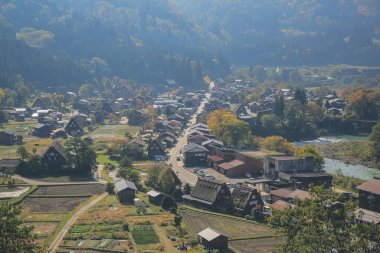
[0,141,68,171]
[140,92,205,160]
[204,80,348,131]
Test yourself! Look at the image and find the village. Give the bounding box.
[0,78,379,253]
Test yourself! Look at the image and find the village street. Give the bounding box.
[168,93,210,186]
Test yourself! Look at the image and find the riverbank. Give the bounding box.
[293,134,380,180]
[319,140,379,170]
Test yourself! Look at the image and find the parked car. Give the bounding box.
[176,155,181,161]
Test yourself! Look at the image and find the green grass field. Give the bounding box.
[90,124,141,137]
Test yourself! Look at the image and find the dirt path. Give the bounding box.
[48,192,108,253]
[154,224,178,253]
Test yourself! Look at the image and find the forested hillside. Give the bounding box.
[174,0,380,66]
[0,0,229,90]
[0,0,379,90]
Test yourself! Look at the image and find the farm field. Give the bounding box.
[27,173,95,183]
[59,194,199,253]
[17,185,103,248]
[131,222,160,244]
[24,221,59,235]
[0,119,37,131]
[179,208,276,239]
[180,207,280,253]
[0,185,27,192]
[90,124,141,138]
[32,184,104,196]
[0,137,54,159]
[20,196,89,213]
[230,237,286,253]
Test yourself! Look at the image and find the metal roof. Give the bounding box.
[356,179,380,195]
[115,179,138,192]
[198,227,228,241]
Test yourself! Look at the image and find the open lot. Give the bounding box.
[32,184,104,196]
[20,196,89,213]
[179,208,275,239]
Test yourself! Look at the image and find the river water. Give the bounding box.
[294,134,380,180]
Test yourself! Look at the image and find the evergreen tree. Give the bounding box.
[161,195,177,210]
[0,203,43,253]
[369,122,380,161]
[183,183,192,195]
[294,88,307,105]
[273,94,285,117]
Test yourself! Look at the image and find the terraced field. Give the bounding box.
[20,196,89,213]
[32,184,104,196]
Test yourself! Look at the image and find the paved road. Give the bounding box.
[48,192,109,253]
[168,90,212,186]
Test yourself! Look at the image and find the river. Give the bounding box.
[294,134,380,180]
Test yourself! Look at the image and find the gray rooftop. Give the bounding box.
[115,179,138,192]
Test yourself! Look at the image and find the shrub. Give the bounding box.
[183,183,191,195]
[123,223,129,231]
[161,195,177,211]
[105,182,114,194]
[119,156,132,167]
[188,237,198,247]
[174,215,182,227]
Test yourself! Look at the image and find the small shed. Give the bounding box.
[147,190,164,205]
[198,227,228,249]
[115,179,138,204]
[134,198,142,207]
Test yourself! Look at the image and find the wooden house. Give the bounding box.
[202,139,223,151]
[356,178,380,213]
[147,190,164,205]
[208,148,263,177]
[50,128,69,139]
[183,178,233,212]
[232,187,263,215]
[187,134,210,145]
[182,143,208,166]
[115,179,138,204]
[146,140,166,159]
[198,227,228,249]
[102,102,115,114]
[41,141,67,169]
[168,114,185,123]
[32,96,54,109]
[64,117,85,136]
[0,130,15,146]
[32,123,52,138]
[0,159,22,171]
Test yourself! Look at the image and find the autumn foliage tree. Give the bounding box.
[207,109,258,148]
[293,145,324,171]
[345,90,376,120]
[261,136,292,153]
